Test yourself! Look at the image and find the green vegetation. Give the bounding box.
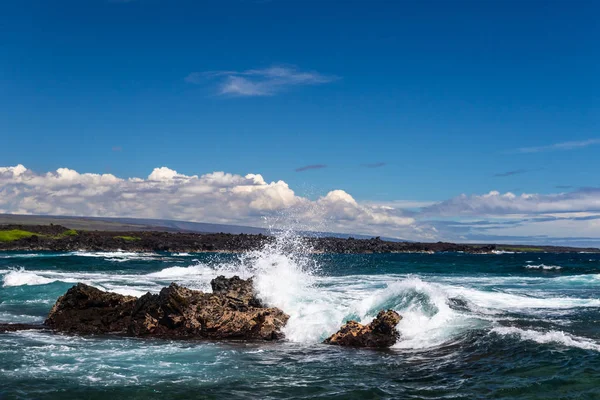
[0,228,78,242]
[498,246,544,252]
[114,236,141,242]
[0,229,38,242]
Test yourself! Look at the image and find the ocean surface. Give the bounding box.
[1,236,599,399]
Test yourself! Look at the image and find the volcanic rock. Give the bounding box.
[45,283,137,334]
[324,310,401,348]
[45,276,289,340]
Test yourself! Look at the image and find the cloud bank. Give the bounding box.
[1,165,600,246]
[0,165,416,239]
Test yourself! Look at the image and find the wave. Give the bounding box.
[491,326,600,352]
[354,277,480,349]
[525,264,562,270]
[0,253,46,259]
[147,264,223,279]
[0,251,167,262]
[444,285,600,310]
[2,270,60,287]
[69,251,164,262]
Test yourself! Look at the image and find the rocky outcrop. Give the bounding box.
[45,283,137,334]
[45,276,288,340]
[324,310,401,348]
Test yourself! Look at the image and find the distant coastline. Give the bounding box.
[0,224,597,254]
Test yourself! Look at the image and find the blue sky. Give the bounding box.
[1,0,599,245]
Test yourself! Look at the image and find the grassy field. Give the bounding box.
[0,229,38,242]
[0,228,78,242]
[497,246,545,252]
[113,235,141,241]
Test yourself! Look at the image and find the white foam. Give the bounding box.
[70,251,163,262]
[2,269,59,287]
[525,264,562,270]
[491,326,600,352]
[0,253,44,259]
[147,264,216,279]
[349,277,479,349]
[103,286,148,297]
[236,232,344,343]
[444,285,600,310]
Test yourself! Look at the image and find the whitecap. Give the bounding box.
[525,264,562,270]
[491,326,600,352]
[2,269,59,287]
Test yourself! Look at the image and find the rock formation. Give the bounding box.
[324,310,401,348]
[45,283,136,334]
[44,276,289,340]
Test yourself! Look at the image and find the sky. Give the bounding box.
[1,0,599,246]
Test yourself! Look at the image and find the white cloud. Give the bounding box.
[0,165,418,239]
[515,138,600,154]
[2,165,599,245]
[423,189,600,217]
[186,65,338,97]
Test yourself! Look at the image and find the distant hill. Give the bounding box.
[0,214,403,241]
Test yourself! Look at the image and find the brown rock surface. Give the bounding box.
[45,276,289,340]
[45,283,136,334]
[324,310,401,348]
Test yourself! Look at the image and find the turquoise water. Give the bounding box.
[1,245,600,399]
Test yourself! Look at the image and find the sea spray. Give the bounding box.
[235,229,346,342]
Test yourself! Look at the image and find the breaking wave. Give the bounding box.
[491,326,600,352]
[2,269,58,287]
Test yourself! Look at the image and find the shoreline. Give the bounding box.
[1,224,598,254]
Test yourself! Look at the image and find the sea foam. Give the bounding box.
[2,269,58,287]
[491,326,600,352]
[525,264,562,270]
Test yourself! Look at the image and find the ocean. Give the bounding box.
[1,235,599,399]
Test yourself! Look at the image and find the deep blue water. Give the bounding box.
[1,247,599,399]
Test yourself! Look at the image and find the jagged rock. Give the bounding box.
[324,310,401,348]
[45,276,289,340]
[211,275,264,308]
[45,283,136,334]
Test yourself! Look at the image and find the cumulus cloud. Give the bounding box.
[0,165,419,239]
[186,65,338,97]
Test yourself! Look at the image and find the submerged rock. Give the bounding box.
[324,310,401,348]
[45,276,289,340]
